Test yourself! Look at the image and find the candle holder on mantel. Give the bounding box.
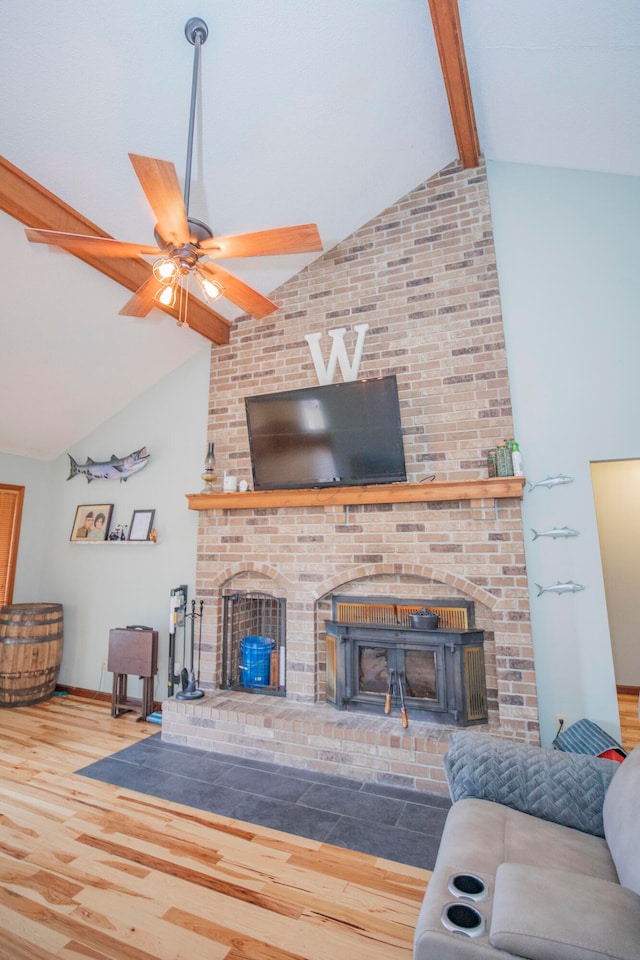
[200,442,217,494]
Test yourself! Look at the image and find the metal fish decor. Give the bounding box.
[67,446,150,483]
[535,580,585,597]
[528,474,574,492]
[531,526,580,540]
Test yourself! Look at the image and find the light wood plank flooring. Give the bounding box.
[0,695,429,960]
[619,691,640,751]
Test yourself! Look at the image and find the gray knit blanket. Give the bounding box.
[444,731,618,837]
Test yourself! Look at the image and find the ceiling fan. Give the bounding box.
[23,17,323,324]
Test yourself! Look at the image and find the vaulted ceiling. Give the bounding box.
[1,0,638,459]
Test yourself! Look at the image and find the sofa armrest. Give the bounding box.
[444,731,618,836]
[490,863,640,960]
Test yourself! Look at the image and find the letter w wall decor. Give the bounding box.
[304,324,369,385]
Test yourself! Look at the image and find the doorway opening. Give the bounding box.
[591,458,640,749]
[0,484,24,606]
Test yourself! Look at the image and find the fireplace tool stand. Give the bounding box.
[176,599,205,700]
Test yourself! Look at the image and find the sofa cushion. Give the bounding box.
[490,863,640,960]
[444,731,617,836]
[437,798,617,884]
[603,744,640,895]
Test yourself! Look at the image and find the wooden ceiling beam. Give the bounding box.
[428,0,480,169]
[0,155,231,345]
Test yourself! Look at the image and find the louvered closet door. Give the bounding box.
[0,485,24,606]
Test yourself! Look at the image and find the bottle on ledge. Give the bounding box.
[510,441,524,477]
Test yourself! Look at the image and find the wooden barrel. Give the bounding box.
[0,603,64,707]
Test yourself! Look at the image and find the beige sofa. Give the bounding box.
[413,731,640,960]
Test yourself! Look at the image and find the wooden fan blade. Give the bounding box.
[199,262,278,319]
[25,228,160,258]
[200,223,323,259]
[118,275,162,318]
[0,155,230,344]
[128,154,189,246]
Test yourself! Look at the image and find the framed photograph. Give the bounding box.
[128,509,155,541]
[70,504,113,542]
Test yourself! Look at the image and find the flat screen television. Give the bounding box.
[245,375,407,491]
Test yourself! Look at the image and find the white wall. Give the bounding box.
[487,161,640,745]
[35,347,211,703]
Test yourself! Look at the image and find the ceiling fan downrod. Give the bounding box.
[152,17,214,282]
[21,12,321,329]
[183,17,208,217]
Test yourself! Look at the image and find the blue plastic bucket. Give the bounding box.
[239,635,273,687]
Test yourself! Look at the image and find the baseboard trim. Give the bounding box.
[617,685,640,696]
[55,684,162,713]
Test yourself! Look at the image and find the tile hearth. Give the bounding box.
[78,730,450,869]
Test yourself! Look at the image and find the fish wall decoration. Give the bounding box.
[531,526,580,540]
[67,446,150,483]
[535,580,585,597]
[528,474,574,492]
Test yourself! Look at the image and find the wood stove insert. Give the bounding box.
[325,596,487,726]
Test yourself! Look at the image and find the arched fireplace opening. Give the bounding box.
[221,591,286,695]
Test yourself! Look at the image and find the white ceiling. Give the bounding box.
[1,0,638,460]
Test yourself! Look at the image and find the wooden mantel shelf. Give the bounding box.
[186,476,526,511]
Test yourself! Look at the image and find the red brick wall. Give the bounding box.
[183,159,539,781]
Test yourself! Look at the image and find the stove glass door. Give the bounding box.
[358,646,389,695]
[405,648,438,701]
[357,644,440,705]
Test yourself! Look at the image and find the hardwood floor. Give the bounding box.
[619,691,640,751]
[0,695,429,959]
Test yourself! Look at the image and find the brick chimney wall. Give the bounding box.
[163,159,539,792]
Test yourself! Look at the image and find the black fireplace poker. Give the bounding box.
[398,671,409,728]
[383,667,409,728]
[384,668,394,715]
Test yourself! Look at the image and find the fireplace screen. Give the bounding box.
[222,592,285,695]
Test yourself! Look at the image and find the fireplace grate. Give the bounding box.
[465,646,487,721]
[334,596,474,630]
[221,592,285,695]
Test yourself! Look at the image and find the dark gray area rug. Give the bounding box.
[77,732,449,869]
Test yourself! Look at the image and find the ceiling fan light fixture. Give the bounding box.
[194,269,224,303]
[152,256,179,284]
[154,279,178,308]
